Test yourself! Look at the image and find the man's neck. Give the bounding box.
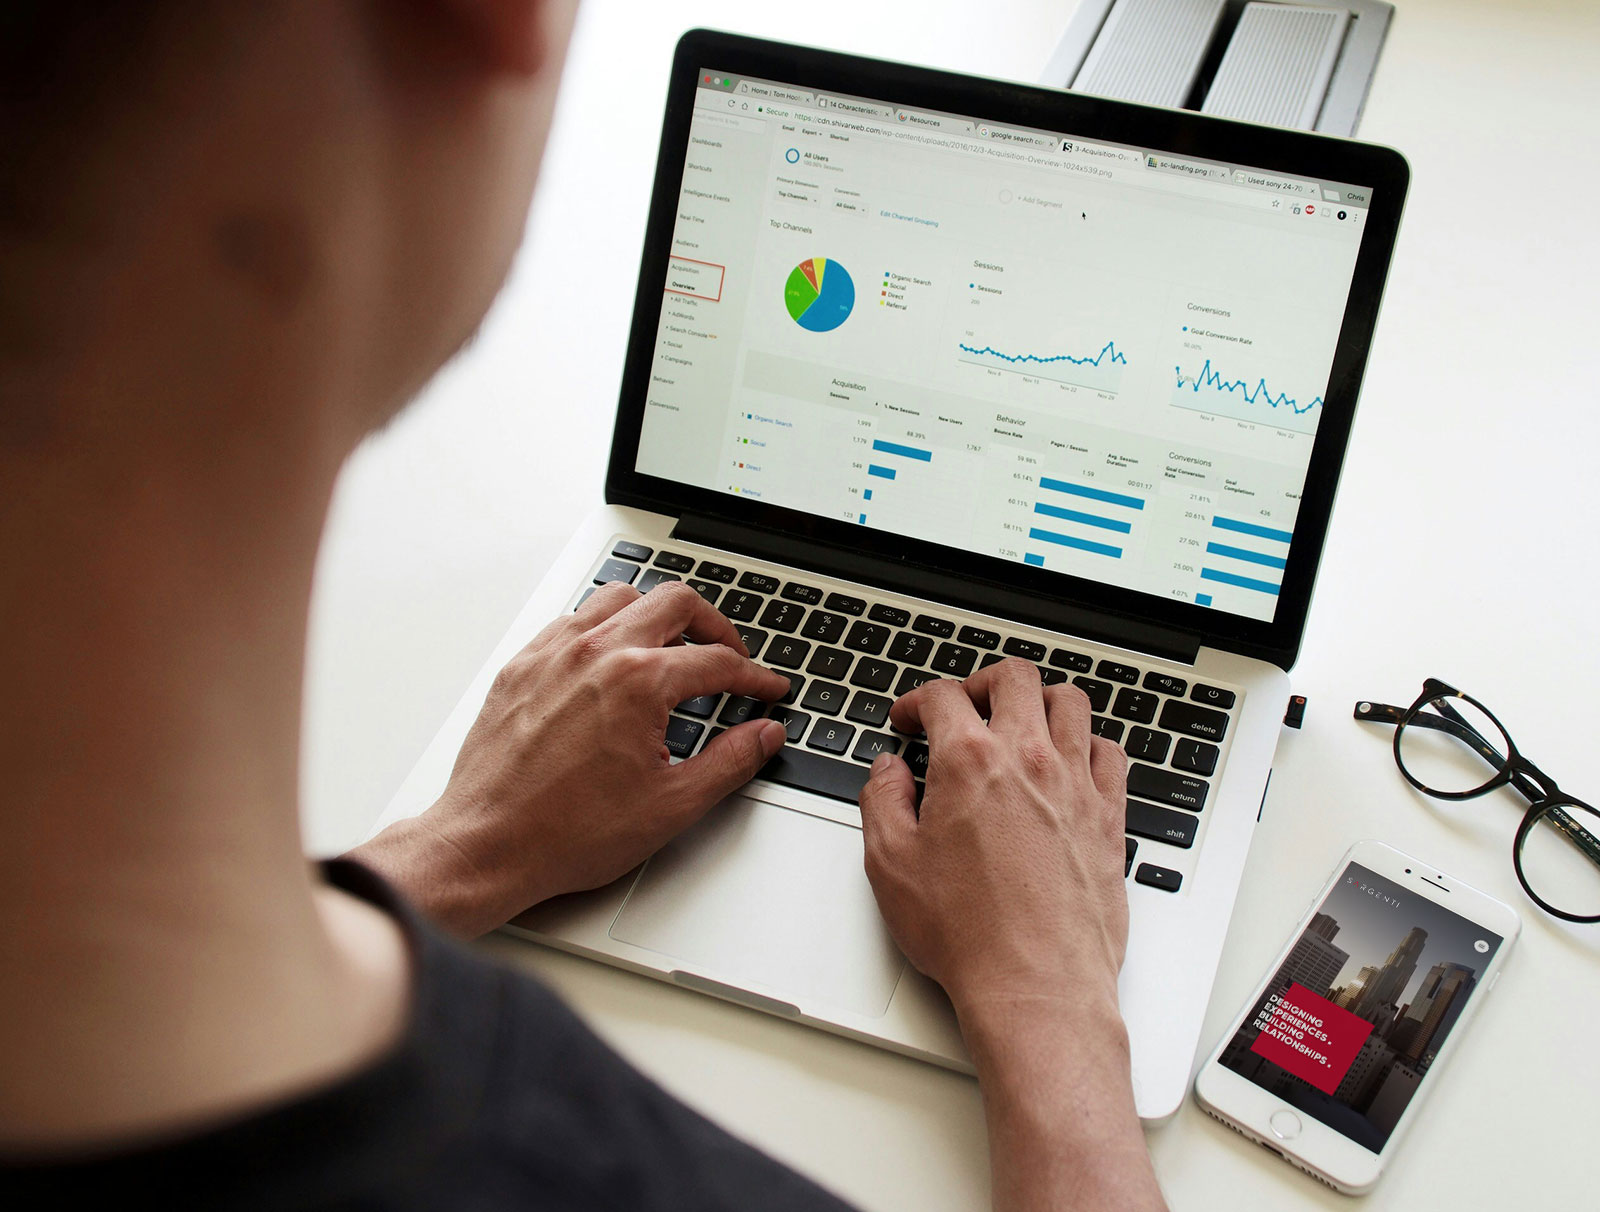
[0,351,409,1154]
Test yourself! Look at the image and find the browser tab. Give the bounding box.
[737,80,814,105]
[816,95,895,121]
[977,123,1057,149]
[1061,138,1143,166]
[1232,169,1318,197]
[893,108,974,134]
[1144,153,1230,182]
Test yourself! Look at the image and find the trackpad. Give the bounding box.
[609,796,906,1019]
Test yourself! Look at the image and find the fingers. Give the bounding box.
[889,677,981,739]
[1043,682,1094,761]
[959,658,1048,736]
[1088,735,1129,802]
[859,753,918,878]
[668,718,788,813]
[655,643,791,704]
[596,581,747,652]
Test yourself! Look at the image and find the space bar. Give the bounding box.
[755,747,871,804]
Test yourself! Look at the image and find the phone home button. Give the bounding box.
[1269,1110,1303,1141]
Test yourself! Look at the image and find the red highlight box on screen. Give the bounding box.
[663,256,725,302]
[1250,983,1372,1094]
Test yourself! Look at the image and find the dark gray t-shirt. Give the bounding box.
[3,861,858,1210]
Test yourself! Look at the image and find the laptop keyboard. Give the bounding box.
[580,538,1244,894]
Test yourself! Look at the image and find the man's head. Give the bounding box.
[0,0,578,462]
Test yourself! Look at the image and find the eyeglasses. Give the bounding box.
[1356,678,1600,923]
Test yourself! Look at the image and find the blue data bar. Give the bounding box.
[1028,527,1123,559]
[1212,515,1292,544]
[871,439,933,462]
[1038,477,1145,511]
[858,514,867,524]
[1196,594,1213,607]
[1205,541,1287,570]
[1201,567,1281,596]
[1024,553,1045,567]
[1033,501,1132,534]
[867,464,896,480]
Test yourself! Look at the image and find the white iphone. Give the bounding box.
[1193,841,1520,1194]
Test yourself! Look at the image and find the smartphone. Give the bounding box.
[1193,841,1520,1194]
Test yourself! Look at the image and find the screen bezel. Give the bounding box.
[1194,841,1520,1191]
[605,29,1410,670]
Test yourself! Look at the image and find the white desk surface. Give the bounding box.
[301,2,1600,1208]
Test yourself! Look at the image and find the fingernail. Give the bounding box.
[871,753,893,775]
[760,719,787,756]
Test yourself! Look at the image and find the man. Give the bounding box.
[0,3,1166,1209]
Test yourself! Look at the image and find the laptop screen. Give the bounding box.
[634,68,1375,625]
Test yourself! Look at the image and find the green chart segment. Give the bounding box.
[784,257,856,332]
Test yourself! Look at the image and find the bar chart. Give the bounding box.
[1199,515,1291,597]
[1023,476,1146,565]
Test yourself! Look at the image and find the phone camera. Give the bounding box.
[1404,868,1411,874]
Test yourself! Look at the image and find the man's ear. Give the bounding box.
[434,0,548,75]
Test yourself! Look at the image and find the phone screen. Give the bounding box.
[1218,862,1503,1152]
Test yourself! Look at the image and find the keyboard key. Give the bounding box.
[1128,763,1209,812]
[675,694,718,719]
[903,743,930,779]
[766,637,811,669]
[852,730,899,763]
[912,614,955,638]
[594,558,640,586]
[1038,666,1069,686]
[1191,684,1237,709]
[636,568,682,593]
[1091,717,1124,742]
[845,691,892,727]
[685,579,720,605]
[738,571,781,594]
[805,647,853,680]
[1111,688,1159,724]
[1143,672,1188,696]
[574,587,595,610]
[958,625,1001,650]
[869,604,911,627]
[930,643,977,677]
[1096,660,1139,685]
[1159,699,1229,742]
[800,611,847,644]
[843,621,891,655]
[612,540,653,562]
[1003,637,1047,662]
[695,561,737,583]
[664,716,704,757]
[775,672,804,705]
[766,705,811,743]
[807,719,856,755]
[824,592,867,615]
[1125,727,1171,764]
[720,591,763,622]
[895,668,938,696]
[1049,648,1092,673]
[801,680,849,715]
[1072,676,1112,713]
[1173,738,1220,777]
[733,625,768,659]
[1125,799,1197,849]
[979,653,1004,670]
[849,657,897,692]
[782,582,823,605]
[757,745,870,804]
[1125,837,1137,876]
[718,696,764,726]
[758,599,804,633]
[652,552,695,573]
[1135,863,1183,893]
[886,632,933,665]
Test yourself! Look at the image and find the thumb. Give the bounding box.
[669,718,786,813]
[859,752,918,858]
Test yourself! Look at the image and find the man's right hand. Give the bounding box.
[858,658,1130,1019]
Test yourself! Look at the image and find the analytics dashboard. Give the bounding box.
[637,71,1373,623]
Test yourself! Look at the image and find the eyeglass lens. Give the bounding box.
[1519,800,1600,920]
[1395,694,1510,796]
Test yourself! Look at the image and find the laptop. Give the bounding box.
[374,29,1408,1121]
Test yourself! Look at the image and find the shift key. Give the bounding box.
[1127,763,1209,812]
[1125,800,1197,849]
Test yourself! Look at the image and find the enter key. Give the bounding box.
[1127,763,1209,812]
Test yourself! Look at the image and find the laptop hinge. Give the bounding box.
[672,513,1202,666]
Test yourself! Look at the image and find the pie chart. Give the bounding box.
[784,257,855,332]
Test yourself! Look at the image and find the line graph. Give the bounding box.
[958,339,1127,393]
[1171,358,1324,435]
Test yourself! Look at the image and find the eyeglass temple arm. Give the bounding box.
[1356,698,1541,800]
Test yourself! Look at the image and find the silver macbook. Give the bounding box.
[373,30,1408,1121]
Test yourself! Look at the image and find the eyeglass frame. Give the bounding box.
[1354,677,1600,923]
